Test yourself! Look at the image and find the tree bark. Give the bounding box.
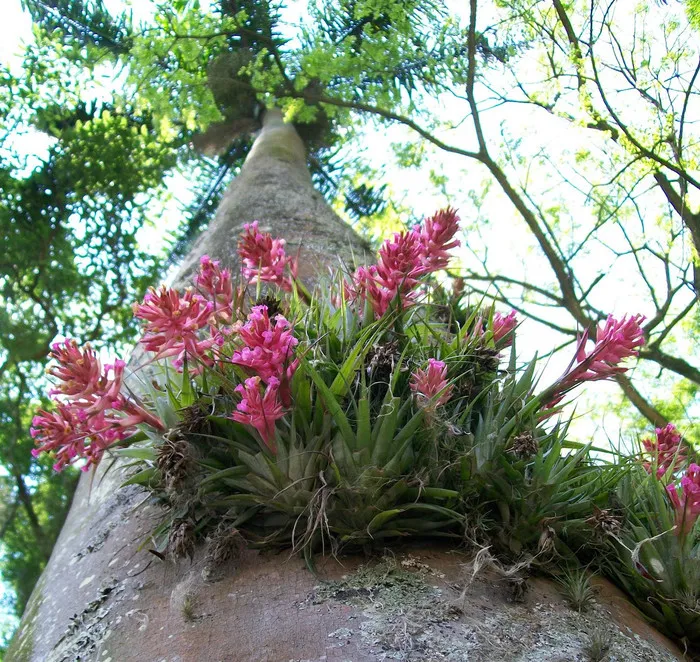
[173,108,370,288]
[7,113,684,662]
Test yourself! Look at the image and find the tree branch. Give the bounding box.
[0,499,20,541]
[638,347,700,385]
[614,374,670,429]
[304,91,481,160]
[587,7,700,192]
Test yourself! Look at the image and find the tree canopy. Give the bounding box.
[1,0,699,652]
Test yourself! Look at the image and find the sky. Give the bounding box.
[1,3,31,65]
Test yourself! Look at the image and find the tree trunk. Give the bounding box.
[7,113,684,662]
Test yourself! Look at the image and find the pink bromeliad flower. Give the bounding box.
[543,314,645,409]
[48,339,105,402]
[231,305,299,386]
[196,255,233,323]
[133,285,216,361]
[492,310,518,346]
[46,340,162,429]
[642,424,686,478]
[30,406,131,471]
[345,208,461,317]
[667,463,700,535]
[586,314,646,372]
[32,337,165,470]
[238,221,297,291]
[231,376,284,452]
[415,207,461,273]
[410,359,453,408]
[376,229,424,289]
[31,405,86,471]
[347,265,417,317]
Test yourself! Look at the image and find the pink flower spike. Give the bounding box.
[30,405,83,471]
[196,255,233,323]
[30,405,132,471]
[133,285,215,361]
[416,207,461,272]
[46,341,162,431]
[493,310,517,346]
[542,314,645,409]
[231,305,298,383]
[35,338,165,470]
[642,424,686,478]
[237,221,296,291]
[589,314,646,373]
[347,260,419,318]
[575,314,645,380]
[666,463,700,534]
[410,358,453,408]
[231,376,284,451]
[47,339,104,403]
[341,208,461,319]
[376,230,424,289]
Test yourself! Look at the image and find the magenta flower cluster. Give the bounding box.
[133,286,217,365]
[229,305,299,449]
[667,463,700,534]
[492,310,518,346]
[31,340,164,471]
[642,424,686,478]
[196,255,234,323]
[346,208,461,316]
[133,255,300,449]
[238,221,297,291]
[231,377,285,451]
[132,256,238,371]
[31,245,304,467]
[545,314,645,409]
[636,422,698,537]
[232,305,299,386]
[410,359,452,409]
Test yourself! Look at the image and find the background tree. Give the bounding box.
[0,8,177,634]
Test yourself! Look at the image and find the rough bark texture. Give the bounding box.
[7,114,685,662]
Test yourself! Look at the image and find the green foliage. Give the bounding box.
[0,5,181,626]
[556,566,597,613]
[21,0,133,55]
[116,273,615,574]
[0,467,77,618]
[583,630,613,662]
[126,7,232,134]
[688,0,700,30]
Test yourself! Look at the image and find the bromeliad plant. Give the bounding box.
[33,208,677,621]
[597,427,700,651]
